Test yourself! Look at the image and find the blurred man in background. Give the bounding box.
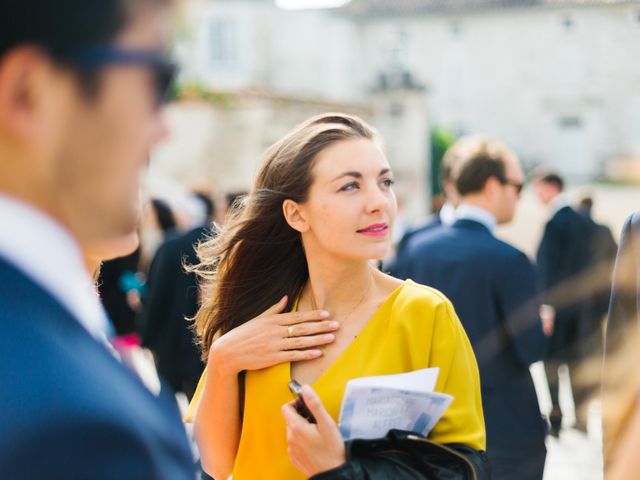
[535,172,594,436]
[389,141,461,278]
[576,195,618,333]
[404,136,550,480]
[142,191,216,399]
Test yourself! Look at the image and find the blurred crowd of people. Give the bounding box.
[1,2,639,480]
[97,191,248,400]
[383,139,620,479]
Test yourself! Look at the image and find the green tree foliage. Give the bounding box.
[429,127,456,197]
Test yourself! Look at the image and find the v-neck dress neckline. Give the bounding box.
[287,281,405,389]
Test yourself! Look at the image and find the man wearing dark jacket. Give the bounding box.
[576,196,618,357]
[534,172,593,436]
[404,136,549,480]
[142,193,216,399]
[389,142,461,279]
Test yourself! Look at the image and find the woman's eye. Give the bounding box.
[381,178,395,188]
[340,182,359,192]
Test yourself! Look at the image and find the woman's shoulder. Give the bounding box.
[381,279,462,340]
[394,279,452,310]
[378,276,455,323]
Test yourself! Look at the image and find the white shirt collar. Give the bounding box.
[0,194,110,342]
[439,201,457,226]
[549,193,570,216]
[455,203,497,232]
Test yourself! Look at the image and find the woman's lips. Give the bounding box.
[357,223,389,237]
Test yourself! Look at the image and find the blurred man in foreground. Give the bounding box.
[0,0,195,478]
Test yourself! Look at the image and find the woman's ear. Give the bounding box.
[283,199,309,233]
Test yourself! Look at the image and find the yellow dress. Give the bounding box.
[186,280,485,479]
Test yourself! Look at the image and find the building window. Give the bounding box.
[389,103,405,117]
[561,15,575,32]
[209,19,237,67]
[450,20,463,37]
[558,116,582,128]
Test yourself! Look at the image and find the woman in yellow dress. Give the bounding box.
[187,113,486,479]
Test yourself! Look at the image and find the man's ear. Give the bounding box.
[484,176,502,198]
[282,199,309,233]
[0,46,63,145]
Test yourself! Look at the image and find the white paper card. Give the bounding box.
[338,367,453,441]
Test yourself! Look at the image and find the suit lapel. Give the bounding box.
[0,257,159,396]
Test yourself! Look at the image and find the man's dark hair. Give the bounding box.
[578,196,593,210]
[536,171,564,191]
[1,1,129,61]
[193,192,216,223]
[151,198,177,233]
[455,154,507,196]
[1,0,165,95]
[445,136,516,197]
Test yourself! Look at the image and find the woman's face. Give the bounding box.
[296,138,397,262]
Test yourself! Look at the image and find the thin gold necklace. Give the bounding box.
[307,276,373,326]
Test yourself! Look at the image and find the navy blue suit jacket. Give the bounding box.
[0,257,195,479]
[405,219,548,451]
[536,206,593,359]
[388,213,442,278]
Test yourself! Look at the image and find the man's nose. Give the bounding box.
[152,110,171,144]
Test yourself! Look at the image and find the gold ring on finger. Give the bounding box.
[287,325,294,338]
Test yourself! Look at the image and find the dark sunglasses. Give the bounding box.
[503,178,524,194]
[63,46,178,105]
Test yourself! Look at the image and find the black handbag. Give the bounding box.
[310,429,491,480]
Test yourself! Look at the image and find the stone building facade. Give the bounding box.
[155,0,640,218]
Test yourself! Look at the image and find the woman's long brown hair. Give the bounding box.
[191,113,376,360]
